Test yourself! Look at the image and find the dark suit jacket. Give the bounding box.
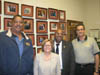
[52,40,75,75]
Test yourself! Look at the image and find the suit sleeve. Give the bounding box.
[69,43,75,75]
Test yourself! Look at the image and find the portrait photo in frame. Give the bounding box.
[50,22,59,32]
[23,18,34,33]
[36,7,47,20]
[4,18,12,30]
[37,35,48,46]
[4,1,19,15]
[0,1,1,14]
[37,48,42,54]
[21,4,33,17]
[27,34,35,45]
[48,8,58,20]
[59,10,66,21]
[37,21,48,33]
[59,22,66,32]
[33,47,36,58]
[50,34,55,41]
[0,16,1,29]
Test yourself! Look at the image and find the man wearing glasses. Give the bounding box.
[72,24,100,75]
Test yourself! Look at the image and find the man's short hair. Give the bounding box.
[76,24,85,30]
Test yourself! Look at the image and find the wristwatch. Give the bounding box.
[95,71,99,73]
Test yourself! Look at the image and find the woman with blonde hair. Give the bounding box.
[34,39,61,75]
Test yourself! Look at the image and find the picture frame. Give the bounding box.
[50,22,59,32]
[50,34,55,40]
[37,48,42,53]
[27,34,35,45]
[23,18,34,33]
[0,16,1,29]
[21,4,33,17]
[37,35,48,46]
[59,22,67,32]
[4,18,12,30]
[4,1,19,15]
[0,1,1,14]
[36,7,47,20]
[37,21,48,33]
[59,10,66,21]
[48,8,58,20]
[33,47,36,58]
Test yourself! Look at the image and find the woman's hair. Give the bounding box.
[41,39,53,52]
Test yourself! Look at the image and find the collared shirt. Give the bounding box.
[54,41,63,69]
[15,37,24,57]
[72,36,100,64]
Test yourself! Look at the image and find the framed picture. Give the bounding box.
[21,4,33,17]
[37,48,42,53]
[59,22,66,32]
[0,16,1,29]
[0,1,1,14]
[37,35,48,46]
[27,34,35,45]
[37,21,48,33]
[4,18,12,30]
[50,22,59,32]
[23,18,34,33]
[50,34,55,40]
[59,10,66,21]
[33,47,36,58]
[36,7,47,20]
[4,1,19,15]
[48,8,58,20]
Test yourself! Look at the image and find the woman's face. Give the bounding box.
[44,41,52,53]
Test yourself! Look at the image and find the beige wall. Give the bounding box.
[85,0,100,35]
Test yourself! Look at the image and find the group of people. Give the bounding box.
[0,15,99,75]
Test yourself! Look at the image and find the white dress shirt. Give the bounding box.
[54,41,63,69]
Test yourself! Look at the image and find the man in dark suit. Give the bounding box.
[52,29,75,75]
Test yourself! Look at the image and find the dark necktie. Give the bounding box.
[56,44,59,54]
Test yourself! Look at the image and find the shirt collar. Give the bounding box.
[77,35,87,41]
[6,28,29,40]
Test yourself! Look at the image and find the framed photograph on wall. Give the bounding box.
[37,48,42,54]
[36,7,47,20]
[27,34,35,45]
[59,22,66,32]
[50,34,55,40]
[4,18,12,30]
[50,22,58,32]
[59,10,66,21]
[37,35,48,46]
[4,1,19,15]
[48,8,58,20]
[0,1,1,14]
[21,4,33,17]
[23,18,34,33]
[33,47,36,58]
[0,16,1,29]
[37,21,48,33]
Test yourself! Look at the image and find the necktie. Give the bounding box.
[56,44,59,54]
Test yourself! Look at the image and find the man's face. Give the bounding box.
[76,26,85,37]
[55,30,63,43]
[12,16,24,33]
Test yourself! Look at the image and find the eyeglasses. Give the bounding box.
[77,29,84,31]
[44,45,51,47]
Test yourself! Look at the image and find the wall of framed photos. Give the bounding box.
[0,0,70,55]
[1,0,99,55]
